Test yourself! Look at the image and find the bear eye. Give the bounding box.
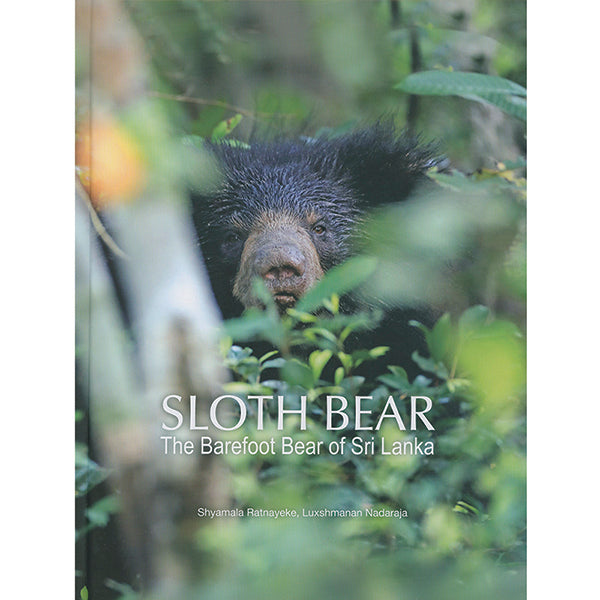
[312,224,326,235]
[223,231,241,245]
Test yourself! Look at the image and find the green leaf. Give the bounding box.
[181,134,205,149]
[211,114,243,141]
[396,71,526,120]
[230,354,261,381]
[251,278,278,310]
[368,346,389,359]
[337,351,353,372]
[75,456,110,495]
[219,139,251,149]
[427,170,479,193]
[258,350,279,363]
[339,376,365,396]
[378,366,409,390]
[85,494,121,528]
[458,305,492,337]
[502,157,527,170]
[339,324,357,344]
[388,365,409,379]
[427,313,456,365]
[397,70,526,97]
[222,381,274,395]
[411,351,450,379]
[281,359,315,389]
[322,294,340,315]
[286,308,318,323]
[226,345,254,363]
[453,500,482,517]
[261,357,287,370]
[104,579,140,599]
[296,256,378,313]
[349,346,389,369]
[223,311,281,343]
[80,587,88,600]
[468,91,526,120]
[301,327,339,348]
[408,319,430,336]
[309,349,333,380]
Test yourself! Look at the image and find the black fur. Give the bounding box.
[191,124,442,320]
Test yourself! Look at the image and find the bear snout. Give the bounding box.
[233,223,324,311]
[257,243,306,280]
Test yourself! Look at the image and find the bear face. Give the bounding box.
[191,125,440,318]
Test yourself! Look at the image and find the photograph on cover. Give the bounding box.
[75,1,526,598]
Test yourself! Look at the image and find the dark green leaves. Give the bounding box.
[396,70,526,120]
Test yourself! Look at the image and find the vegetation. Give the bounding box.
[194,164,526,600]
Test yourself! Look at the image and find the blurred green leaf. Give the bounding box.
[411,351,450,379]
[397,70,525,97]
[377,365,409,390]
[85,494,121,528]
[222,381,274,395]
[261,357,287,370]
[104,579,140,600]
[296,256,377,313]
[75,453,110,496]
[211,114,243,141]
[396,70,526,120]
[428,313,457,365]
[223,311,284,345]
[458,305,493,335]
[258,350,279,364]
[281,358,315,389]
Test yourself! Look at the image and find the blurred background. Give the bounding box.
[77,0,525,172]
[75,1,526,599]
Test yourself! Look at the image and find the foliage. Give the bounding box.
[187,291,525,597]
[118,0,526,171]
[75,413,120,542]
[180,162,527,598]
[75,412,131,599]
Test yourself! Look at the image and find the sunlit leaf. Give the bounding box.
[309,349,333,380]
[211,114,243,141]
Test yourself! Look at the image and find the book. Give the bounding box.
[75,1,526,598]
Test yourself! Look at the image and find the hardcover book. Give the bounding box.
[75,1,526,598]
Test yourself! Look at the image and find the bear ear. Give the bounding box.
[327,124,445,207]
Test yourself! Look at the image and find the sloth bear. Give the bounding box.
[190,124,443,374]
[191,124,441,316]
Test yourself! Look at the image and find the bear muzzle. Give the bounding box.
[233,222,324,312]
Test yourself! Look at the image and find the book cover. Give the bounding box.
[75,1,526,598]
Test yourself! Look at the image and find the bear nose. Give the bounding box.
[257,244,306,281]
[263,264,301,280]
